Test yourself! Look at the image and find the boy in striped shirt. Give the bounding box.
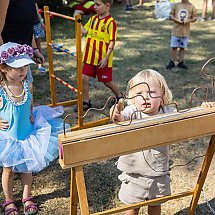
[81,0,122,110]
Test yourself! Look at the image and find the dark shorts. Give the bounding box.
[82,63,112,83]
[34,23,45,39]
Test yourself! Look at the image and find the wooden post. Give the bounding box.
[75,166,90,215]
[188,135,215,214]
[75,14,84,128]
[70,168,79,215]
[44,6,56,106]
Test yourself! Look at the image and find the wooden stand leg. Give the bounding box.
[70,168,79,215]
[75,166,90,215]
[189,135,215,214]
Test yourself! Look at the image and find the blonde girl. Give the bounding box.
[110,69,175,215]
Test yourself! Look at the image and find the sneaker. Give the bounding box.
[125,5,132,10]
[177,61,188,70]
[198,17,206,21]
[74,100,92,112]
[208,17,215,21]
[166,60,175,70]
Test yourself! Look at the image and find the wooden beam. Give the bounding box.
[59,108,215,168]
[92,191,193,215]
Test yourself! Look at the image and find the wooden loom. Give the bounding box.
[59,107,215,215]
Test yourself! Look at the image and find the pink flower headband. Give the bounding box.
[0,44,33,64]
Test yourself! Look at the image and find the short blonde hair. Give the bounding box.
[126,69,173,105]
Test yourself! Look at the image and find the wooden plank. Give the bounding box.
[70,168,78,215]
[59,107,214,143]
[59,108,215,168]
[92,191,193,215]
[75,166,90,215]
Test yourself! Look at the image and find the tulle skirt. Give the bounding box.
[0,106,69,173]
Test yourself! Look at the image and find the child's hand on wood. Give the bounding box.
[110,99,125,122]
[0,118,9,130]
[201,101,215,108]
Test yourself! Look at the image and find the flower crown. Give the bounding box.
[0,44,33,64]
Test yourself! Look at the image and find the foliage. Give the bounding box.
[38,0,64,12]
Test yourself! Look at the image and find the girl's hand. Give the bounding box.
[30,114,34,124]
[0,118,9,130]
[109,99,124,122]
[201,101,215,108]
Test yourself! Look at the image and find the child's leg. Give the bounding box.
[20,173,33,199]
[82,74,90,102]
[104,81,122,98]
[2,167,18,213]
[212,0,215,18]
[133,0,144,8]
[170,47,177,62]
[202,0,208,18]
[178,47,185,63]
[21,173,38,213]
[2,167,15,200]
[148,205,161,215]
[124,208,140,215]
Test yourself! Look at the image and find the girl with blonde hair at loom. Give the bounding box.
[110,69,176,215]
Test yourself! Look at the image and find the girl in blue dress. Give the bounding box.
[0,42,68,215]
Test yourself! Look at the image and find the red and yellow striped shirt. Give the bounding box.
[83,14,117,67]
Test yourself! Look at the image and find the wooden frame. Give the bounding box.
[58,107,215,215]
[44,6,109,130]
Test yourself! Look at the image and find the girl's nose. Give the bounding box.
[142,93,149,99]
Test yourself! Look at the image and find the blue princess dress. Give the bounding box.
[0,81,69,173]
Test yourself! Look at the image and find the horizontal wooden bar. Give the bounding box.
[48,100,77,107]
[46,11,75,21]
[59,107,215,168]
[92,191,193,215]
[71,118,110,131]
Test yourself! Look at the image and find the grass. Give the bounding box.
[1,0,215,214]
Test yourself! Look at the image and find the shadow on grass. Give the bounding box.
[174,198,215,215]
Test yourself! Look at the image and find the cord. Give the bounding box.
[142,151,205,173]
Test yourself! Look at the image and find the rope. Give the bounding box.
[51,75,78,92]
[51,43,76,57]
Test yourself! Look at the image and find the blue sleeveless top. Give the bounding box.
[0,81,34,140]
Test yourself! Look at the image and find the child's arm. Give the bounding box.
[169,14,183,24]
[29,99,34,124]
[98,40,115,68]
[169,5,183,24]
[0,0,10,45]
[109,99,125,122]
[81,24,88,35]
[0,96,9,130]
[184,7,197,24]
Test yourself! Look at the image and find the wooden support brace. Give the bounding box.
[188,135,215,214]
